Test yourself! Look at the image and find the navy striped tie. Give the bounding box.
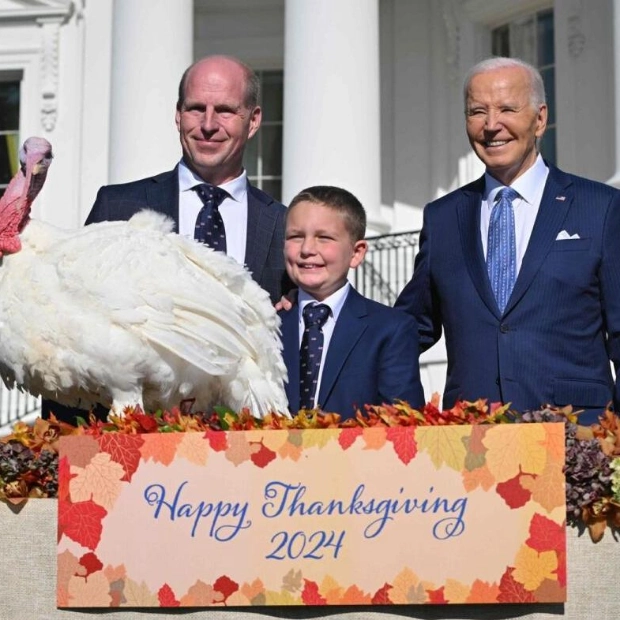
[194,183,229,253]
[299,303,330,410]
[487,187,519,312]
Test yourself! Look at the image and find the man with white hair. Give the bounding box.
[396,57,620,424]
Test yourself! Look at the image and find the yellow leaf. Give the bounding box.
[390,567,420,604]
[121,577,158,606]
[258,430,289,452]
[68,572,112,607]
[512,545,558,591]
[69,452,125,510]
[176,432,210,466]
[483,424,547,482]
[319,574,343,603]
[264,588,301,605]
[416,426,470,470]
[301,428,338,450]
[444,578,470,603]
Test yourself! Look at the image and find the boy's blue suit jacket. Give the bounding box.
[396,164,620,425]
[279,287,425,419]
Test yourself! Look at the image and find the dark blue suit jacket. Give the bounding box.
[85,166,291,304]
[395,164,620,425]
[280,287,425,419]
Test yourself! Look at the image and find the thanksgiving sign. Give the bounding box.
[57,424,566,607]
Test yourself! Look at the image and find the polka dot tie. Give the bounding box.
[194,183,229,253]
[487,186,519,313]
[299,303,330,410]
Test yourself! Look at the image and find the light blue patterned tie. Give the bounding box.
[487,187,519,313]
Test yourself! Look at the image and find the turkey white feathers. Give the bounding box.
[0,137,289,417]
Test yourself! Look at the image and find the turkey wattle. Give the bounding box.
[0,137,289,417]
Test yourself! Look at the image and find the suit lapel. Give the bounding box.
[504,165,573,313]
[245,183,278,278]
[318,289,368,408]
[457,177,501,317]
[280,301,301,413]
[146,168,180,232]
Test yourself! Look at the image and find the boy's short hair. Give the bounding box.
[287,186,367,242]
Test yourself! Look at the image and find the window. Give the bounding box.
[491,9,556,163]
[0,75,20,193]
[244,70,283,201]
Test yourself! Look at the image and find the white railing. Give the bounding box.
[0,384,41,436]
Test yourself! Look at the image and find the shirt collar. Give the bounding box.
[483,154,548,205]
[178,160,247,202]
[298,282,350,323]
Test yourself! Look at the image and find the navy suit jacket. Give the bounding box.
[85,166,291,304]
[395,164,620,425]
[280,287,425,419]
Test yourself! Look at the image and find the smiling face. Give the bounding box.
[175,57,261,185]
[284,201,367,301]
[465,66,547,185]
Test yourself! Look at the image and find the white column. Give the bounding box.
[109,0,193,183]
[608,0,620,188]
[282,0,387,234]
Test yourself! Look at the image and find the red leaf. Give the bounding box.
[338,427,362,450]
[301,579,327,605]
[497,567,536,603]
[526,514,565,553]
[386,427,417,464]
[496,473,531,509]
[58,499,108,550]
[79,552,103,578]
[205,430,228,451]
[134,412,158,432]
[213,575,239,600]
[99,433,144,482]
[57,455,74,502]
[158,583,180,607]
[250,442,277,468]
[427,586,448,604]
[371,583,393,605]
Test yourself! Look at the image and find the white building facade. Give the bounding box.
[0,0,617,423]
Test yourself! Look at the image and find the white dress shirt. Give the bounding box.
[177,161,249,266]
[480,154,549,273]
[298,282,351,408]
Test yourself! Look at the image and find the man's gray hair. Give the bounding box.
[463,57,546,111]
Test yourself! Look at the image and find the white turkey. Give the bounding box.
[0,137,289,417]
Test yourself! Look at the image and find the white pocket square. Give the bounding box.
[556,230,580,240]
